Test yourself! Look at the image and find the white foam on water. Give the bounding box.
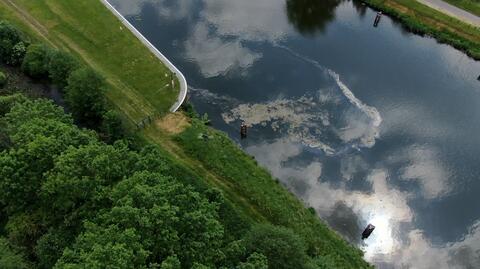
[275,44,382,147]
[327,70,382,131]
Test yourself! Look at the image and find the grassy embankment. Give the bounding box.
[0,0,371,267]
[443,0,480,16]
[363,0,480,60]
[0,0,178,124]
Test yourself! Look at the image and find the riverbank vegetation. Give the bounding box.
[174,119,369,267]
[0,95,276,268]
[0,1,372,268]
[0,94,371,268]
[363,0,480,60]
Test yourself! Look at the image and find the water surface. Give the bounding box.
[110,0,480,267]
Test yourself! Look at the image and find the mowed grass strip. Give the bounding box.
[0,0,179,123]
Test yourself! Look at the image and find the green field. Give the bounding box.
[444,0,480,16]
[0,0,178,123]
[0,0,372,267]
[364,0,480,60]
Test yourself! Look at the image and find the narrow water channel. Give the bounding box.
[109,0,480,267]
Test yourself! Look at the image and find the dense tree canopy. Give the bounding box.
[55,171,224,268]
[0,99,94,213]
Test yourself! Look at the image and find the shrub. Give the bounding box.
[65,67,106,128]
[0,71,6,88]
[0,237,28,269]
[10,42,27,66]
[21,44,51,78]
[0,94,27,116]
[0,21,28,66]
[244,225,310,269]
[47,49,79,89]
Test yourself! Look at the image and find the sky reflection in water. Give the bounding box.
[110,0,480,267]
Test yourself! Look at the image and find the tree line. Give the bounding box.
[0,20,122,143]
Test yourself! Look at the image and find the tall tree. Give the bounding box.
[65,67,106,128]
[41,141,137,225]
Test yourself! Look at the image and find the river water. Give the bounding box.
[109,0,480,267]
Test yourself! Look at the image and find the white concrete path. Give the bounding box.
[100,0,187,112]
[417,0,480,27]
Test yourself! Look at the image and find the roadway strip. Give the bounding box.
[100,0,188,112]
[417,0,480,27]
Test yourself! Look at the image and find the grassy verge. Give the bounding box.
[0,0,178,123]
[169,119,371,267]
[0,0,372,267]
[443,0,480,16]
[363,0,480,59]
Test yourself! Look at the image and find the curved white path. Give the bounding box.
[417,0,480,27]
[100,0,187,112]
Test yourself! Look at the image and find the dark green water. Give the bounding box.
[110,0,480,267]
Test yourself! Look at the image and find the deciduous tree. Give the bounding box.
[47,50,79,89]
[65,67,106,128]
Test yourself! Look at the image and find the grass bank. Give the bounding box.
[0,0,371,267]
[363,0,480,60]
[171,119,370,267]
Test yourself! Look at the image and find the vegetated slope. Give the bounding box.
[364,0,480,59]
[0,0,372,268]
[0,0,178,122]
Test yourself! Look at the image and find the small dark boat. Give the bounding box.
[240,122,248,139]
[362,223,375,239]
[373,12,382,27]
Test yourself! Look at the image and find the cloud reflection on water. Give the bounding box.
[108,0,480,267]
[246,138,480,268]
[184,23,262,78]
[192,83,479,268]
[108,0,196,21]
